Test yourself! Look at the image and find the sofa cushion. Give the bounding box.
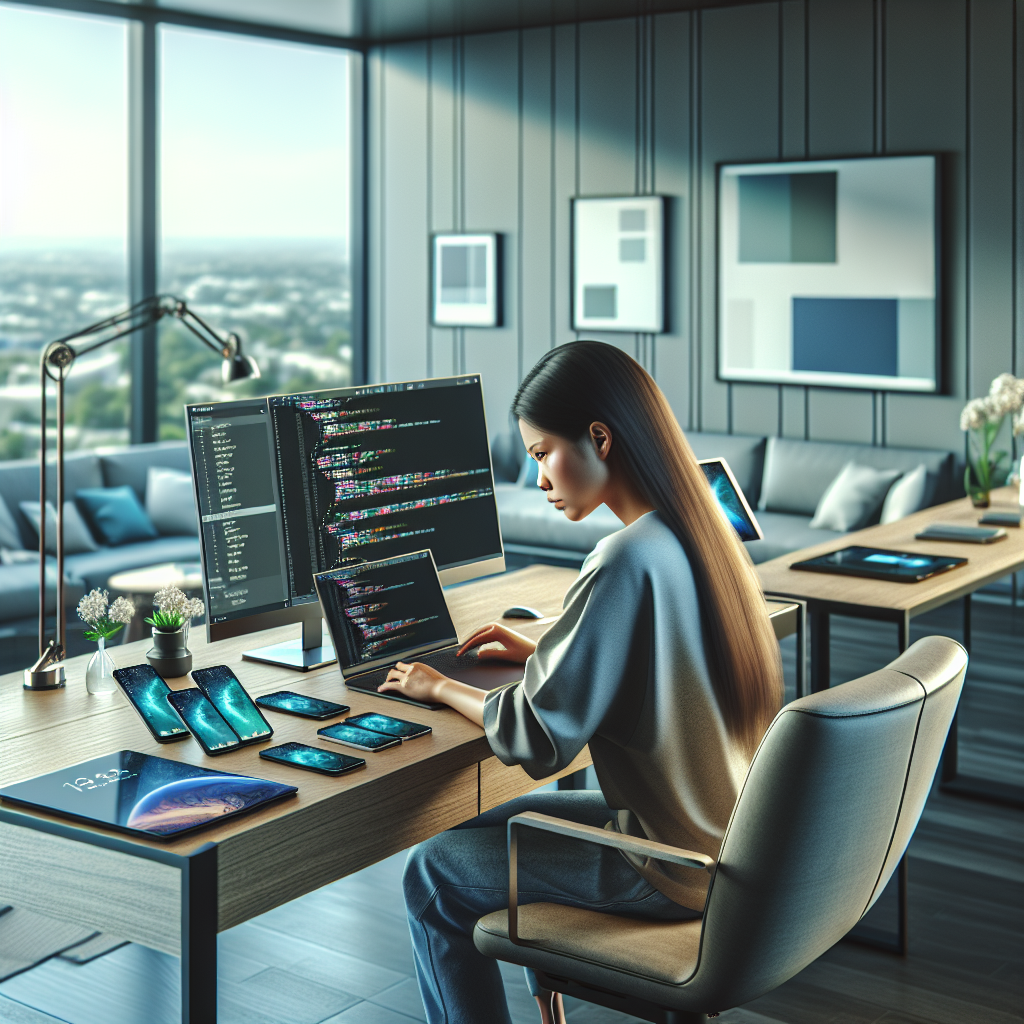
[19,500,101,554]
[0,492,21,550]
[0,561,86,620]
[0,452,104,548]
[880,464,933,524]
[65,536,201,591]
[76,486,160,546]
[146,467,199,536]
[495,484,623,553]
[758,438,955,516]
[686,432,767,507]
[809,462,902,532]
[744,511,844,564]
[99,441,192,502]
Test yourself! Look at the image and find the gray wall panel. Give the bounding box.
[652,11,691,424]
[366,1,1019,474]
[462,31,521,438]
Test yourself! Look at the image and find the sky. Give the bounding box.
[0,4,350,247]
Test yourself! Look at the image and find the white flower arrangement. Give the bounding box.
[146,586,205,632]
[959,373,1024,497]
[77,589,135,642]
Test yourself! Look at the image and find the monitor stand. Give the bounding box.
[242,618,336,672]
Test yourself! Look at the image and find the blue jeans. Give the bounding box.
[403,791,700,1024]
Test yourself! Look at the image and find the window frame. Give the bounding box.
[4,0,366,443]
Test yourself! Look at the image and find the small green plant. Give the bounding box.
[145,586,205,632]
[77,589,135,642]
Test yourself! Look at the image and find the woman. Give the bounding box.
[380,341,783,1024]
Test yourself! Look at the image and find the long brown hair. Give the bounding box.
[512,341,782,755]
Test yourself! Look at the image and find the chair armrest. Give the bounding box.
[506,811,714,945]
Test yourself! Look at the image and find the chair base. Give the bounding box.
[533,969,711,1023]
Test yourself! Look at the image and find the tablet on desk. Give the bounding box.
[0,751,297,840]
[792,546,967,583]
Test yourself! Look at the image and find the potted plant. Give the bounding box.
[145,586,205,678]
[959,373,1024,507]
[77,589,135,694]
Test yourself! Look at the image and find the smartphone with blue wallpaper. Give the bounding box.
[260,742,365,776]
[191,665,273,744]
[112,665,190,743]
[166,688,242,756]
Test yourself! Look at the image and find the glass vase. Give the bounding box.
[965,463,991,508]
[86,637,117,695]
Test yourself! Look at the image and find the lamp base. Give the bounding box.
[24,664,66,690]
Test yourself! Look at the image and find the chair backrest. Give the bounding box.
[683,636,966,1011]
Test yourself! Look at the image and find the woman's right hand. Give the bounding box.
[457,623,537,663]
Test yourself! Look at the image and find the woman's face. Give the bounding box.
[517,419,611,522]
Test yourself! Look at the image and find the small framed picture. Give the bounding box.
[572,196,664,333]
[432,233,501,327]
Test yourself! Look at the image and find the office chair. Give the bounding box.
[473,635,967,1023]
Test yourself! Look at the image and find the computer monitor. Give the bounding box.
[186,374,505,670]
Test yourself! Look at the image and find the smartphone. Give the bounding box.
[112,665,190,742]
[191,665,273,743]
[345,712,431,740]
[255,690,350,721]
[260,742,366,777]
[317,722,402,752]
[166,688,242,755]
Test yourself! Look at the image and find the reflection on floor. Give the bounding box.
[0,599,1020,1024]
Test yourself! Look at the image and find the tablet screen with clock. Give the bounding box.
[0,750,296,840]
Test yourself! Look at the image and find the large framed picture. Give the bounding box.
[432,233,500,327]
[717,155,939,393]
[572,196,664,333]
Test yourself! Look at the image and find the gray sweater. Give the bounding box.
[483,511,750,910]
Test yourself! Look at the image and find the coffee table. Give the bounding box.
[107,562,204,644]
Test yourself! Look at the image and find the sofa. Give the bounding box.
[0,442,200,632]
[492,431,962,566]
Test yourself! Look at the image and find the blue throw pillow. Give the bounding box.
[76,486,159,546]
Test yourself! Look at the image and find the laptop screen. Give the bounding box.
[315,550,457,675]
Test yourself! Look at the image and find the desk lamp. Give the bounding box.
[24,295,260,690]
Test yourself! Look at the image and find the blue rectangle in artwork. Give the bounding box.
[792,297,898,377]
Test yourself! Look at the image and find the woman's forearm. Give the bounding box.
[434,677,487,727]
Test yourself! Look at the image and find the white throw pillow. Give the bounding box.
[146,467,199,535]
[880,464,931,524]
[19,500,100,554]
[809,462,902,533]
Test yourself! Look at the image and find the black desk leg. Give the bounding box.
[182,844,218,1024]
[940,595,1024,808]
[808,606,830,693]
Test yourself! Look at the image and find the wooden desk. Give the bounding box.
[757,486,1023,806]
[0,564,799,1023]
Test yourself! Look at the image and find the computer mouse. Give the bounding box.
[502,605,544,619]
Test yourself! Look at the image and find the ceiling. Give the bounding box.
[127,0,760,44]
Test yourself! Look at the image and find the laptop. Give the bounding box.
[314,550,527,710]
[792,545,967,583]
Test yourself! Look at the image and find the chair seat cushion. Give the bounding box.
[64,536,201,591]
[474,904,701,988]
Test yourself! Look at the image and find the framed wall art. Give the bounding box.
[572,196,664,333]
[717,154,940,393]
[431,233,500,327]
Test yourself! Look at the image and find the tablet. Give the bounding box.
[791,545,967,583]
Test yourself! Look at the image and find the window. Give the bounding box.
[158,27,351,439]
[0,4,128,459]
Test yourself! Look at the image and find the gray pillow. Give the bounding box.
[880,463,932,524]
[146,467,199,535]
[1,547,41,565]
[19,500,100,554]
[809,462,902,533]
[0,492,22,549]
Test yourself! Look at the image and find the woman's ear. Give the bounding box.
[590,422,613,461]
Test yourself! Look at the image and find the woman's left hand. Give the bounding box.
[378,661,451,703]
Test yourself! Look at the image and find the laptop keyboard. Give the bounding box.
[349,647,477,688]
